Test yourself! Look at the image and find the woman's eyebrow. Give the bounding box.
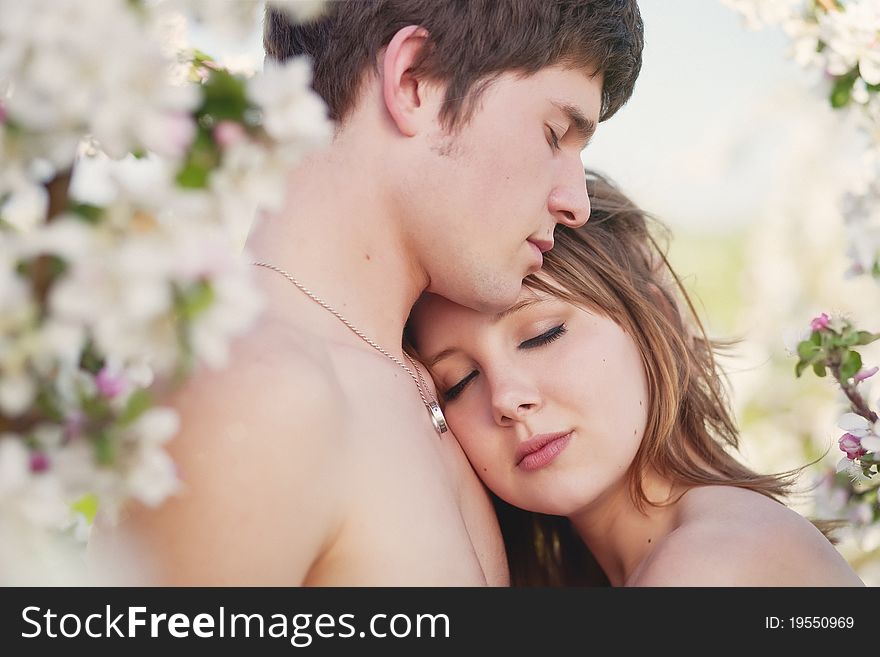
[425,347,459,367]
[493,297,546,321]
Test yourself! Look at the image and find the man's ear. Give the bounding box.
[381,25,431,137]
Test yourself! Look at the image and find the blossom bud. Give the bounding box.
[95,367,126,399]
[30,451,50,473]
[810,313,831,331]
[853,366,879,383]
[213,121,248,149]
[839,433,867,460]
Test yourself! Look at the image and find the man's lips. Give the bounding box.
[514,431,572,467]
[528,238,554,254]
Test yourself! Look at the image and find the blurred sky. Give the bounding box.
[587,0,802,232]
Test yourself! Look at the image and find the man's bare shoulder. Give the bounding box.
[630,486,863,587]
[93,323,352,585]
[179,320,348,432]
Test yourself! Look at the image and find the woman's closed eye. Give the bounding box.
[442,324,567,402]
[519,323,567,349]
[443,370,478,402]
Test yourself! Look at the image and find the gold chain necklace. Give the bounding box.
[252,261,448,436]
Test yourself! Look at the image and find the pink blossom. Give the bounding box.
[95,367,126,399]
[853,366,879,383]
[810,313,831,332]
[164,112,197,158]
[30,451,50,473]
[839,433,867,460]
[63,411,86,442]
[213,120,247,149]
[141,112,197,159]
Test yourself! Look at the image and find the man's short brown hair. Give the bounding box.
[264,0,643,128]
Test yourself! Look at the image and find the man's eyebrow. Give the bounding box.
[424,298,547,366]
[551,101,597,149]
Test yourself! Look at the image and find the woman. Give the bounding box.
[407,172,863,586]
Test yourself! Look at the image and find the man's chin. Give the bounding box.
[472,281,525,314]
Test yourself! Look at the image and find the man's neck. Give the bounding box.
[245,144,427,355]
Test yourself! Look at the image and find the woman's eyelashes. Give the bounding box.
[442,324,567,402]
[443,370,478,402]
[519,323,567,349]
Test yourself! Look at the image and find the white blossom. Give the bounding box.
[269,0,328,23]
[0,374,36,417]
[838,412,880,452]
[247,57,333,153]
[0,0,331,575]
[0,435,30,499]
[0,168,48,232]
[112,407,182,515]
[0,0,200,170]
[721,0,807,30]
[783,18,824,68]
[820,2,880,84]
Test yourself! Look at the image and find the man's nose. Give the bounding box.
[548,164,590,228]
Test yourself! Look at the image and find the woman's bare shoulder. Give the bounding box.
[629,486,864,587]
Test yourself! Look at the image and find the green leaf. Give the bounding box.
[854,331,880,346]
[93,430,116,466]
[177,280,215,322]
[830,70,858,109]
[810,331,822,345]
[812,361,827,378]
[79,340,104,374]
[174,126,219,189]
[81,393,111,422]
[35,387,64,423]
[69,202,105,224]
[840,350,863,381]
[797,340,820,360]
[201,68,249,122]
[71,493,99,524]
[191,49,214,65]
[795,360,809,378]
[175,160,211,189]
[118,388,153,426]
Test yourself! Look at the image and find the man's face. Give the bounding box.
[403,65,603,313]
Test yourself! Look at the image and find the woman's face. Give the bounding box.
[410,285,650,516]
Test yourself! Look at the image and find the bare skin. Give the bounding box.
[410,288,864,587]
[96,292,506,585]
[624,484,864,587]
[89,24,601,585]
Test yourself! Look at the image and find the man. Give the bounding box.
[97,0,643,585]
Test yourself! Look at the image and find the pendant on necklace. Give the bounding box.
[428,400,448,435]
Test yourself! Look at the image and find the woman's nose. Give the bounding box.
[490,377,542,427]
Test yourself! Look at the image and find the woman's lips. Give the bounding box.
[515,431,572,472]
